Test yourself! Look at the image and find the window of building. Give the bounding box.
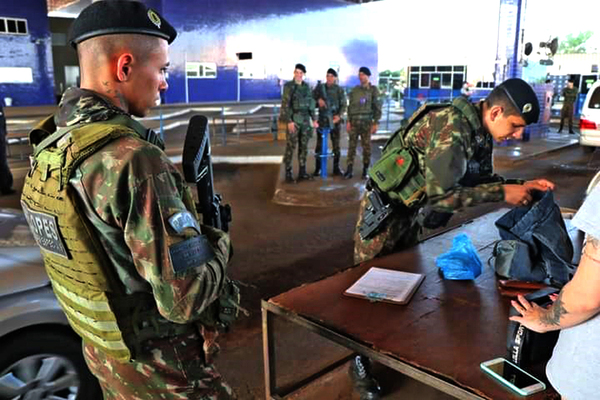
[186,62,217,79]
[0,67,34,83]
[0,17,28,35]
[420,74,430,88]
[410,74,419,89]
[442,73,452,88]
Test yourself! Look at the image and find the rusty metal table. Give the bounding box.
[262,209,573,400]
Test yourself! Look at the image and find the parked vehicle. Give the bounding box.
[0,208,101,399]
[579,81,600,150]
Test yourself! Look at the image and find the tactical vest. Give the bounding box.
[350,86,375,120]
[21,115,193,362]
[291,83,312,113]
[368,97,487,208]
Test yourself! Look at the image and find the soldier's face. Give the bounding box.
[359,72,369,85]
[294,69,304,83]
[326,73,336,85]
[567,82,574,89]
[487,106,527,141]
[126,40,169,117]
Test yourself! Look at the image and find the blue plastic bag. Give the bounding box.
[436,234,483,280]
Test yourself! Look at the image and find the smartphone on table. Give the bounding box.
[480,357,546,396]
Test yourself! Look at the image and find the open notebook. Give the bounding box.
[344,267,425,305]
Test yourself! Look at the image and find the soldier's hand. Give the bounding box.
[370,124,378,135]
[313,120,319,128]
[287,122,296,134]
[346,122,352,132]
[524,179,555,191]
[503,184,533,207]
[318,99,326,108]
[333,115,341,124]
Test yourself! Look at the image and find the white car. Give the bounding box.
[0,208,101,399]
[579,80,600,149]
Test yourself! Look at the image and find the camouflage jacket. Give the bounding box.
[562,87,578,105]
[312,82,347,124]
[279,80,316,123]
[347,83,382,123]
[52,88,231,324]
[404,97,506,213]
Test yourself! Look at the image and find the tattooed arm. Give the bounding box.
[509,235,600,333]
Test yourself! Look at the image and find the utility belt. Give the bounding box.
[359,146,427,240]
[350,114,373,123]
[291,113,311,124]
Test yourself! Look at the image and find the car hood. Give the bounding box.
[0,208,48,297]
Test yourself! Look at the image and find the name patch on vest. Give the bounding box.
[21,202,69,259]
[169,235,215,274]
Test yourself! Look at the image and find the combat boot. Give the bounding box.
[313,157,321,176]
[362,164,369,179]
[285,168,295,183]
[333,156,343,176]
[297,165,313,181]
[349,355,382,400]
[344,164,353,179]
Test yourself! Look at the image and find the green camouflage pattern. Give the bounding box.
[313,82,347,127]
[562,86,578,105]
[354,99,505,263]
[84,333,235,400]
[279,81,316,123]
[284,116,314,169]
[52,88,235,398]
[347,119,373,167]
[280,81,316,169]
[347,83,381,122]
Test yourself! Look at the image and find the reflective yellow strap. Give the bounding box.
[65,315,129,351]
[55,296,120,331]
[51,279,111,312]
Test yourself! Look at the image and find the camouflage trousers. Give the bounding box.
[560,103,574,131]
[283,116,313,170]
[347,119,373,167]
[83,331,236,400]
[314,122,341,159]
[353,191,421,264]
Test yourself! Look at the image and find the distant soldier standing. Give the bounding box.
[280,63,318,183]
[345,67,381,180]
[312,68,347,176]
[0,99,14,195]
[559,78,578,134]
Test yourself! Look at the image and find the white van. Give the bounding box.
[579,80,600,149]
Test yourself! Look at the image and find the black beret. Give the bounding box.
[327,68,338,77]
[496,78,540,125]
[359,66,371,76]
[69,1,177,48]
[295,63,306,73]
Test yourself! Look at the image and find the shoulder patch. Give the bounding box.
[21,201,69,259]
[168,211,201,235]
[169,235,215,274]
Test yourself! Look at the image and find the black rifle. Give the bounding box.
[182,115,232,232]
[317,80,335,129]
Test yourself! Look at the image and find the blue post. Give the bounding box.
[319,127,330,178]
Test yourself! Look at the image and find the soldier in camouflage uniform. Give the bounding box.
[349,79,555,400]
[20,2,236,399]
[345,67,382,180]
[559,78,578,134]
[312,68,347,176]
[280,63,318,183]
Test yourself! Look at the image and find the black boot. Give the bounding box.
[297,165,312,181]
[349,355,382,400]
[285,168,295,183]
[313,157,321,177]
[344,164,353,179]
[362,164,369,179]
[333,156,343,176]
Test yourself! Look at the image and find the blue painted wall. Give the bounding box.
[0,0,54,106]
[161,0,379,104]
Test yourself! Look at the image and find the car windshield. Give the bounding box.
[590,87,600,109]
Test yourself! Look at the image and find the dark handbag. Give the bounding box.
[507,287,560,367]
[494,190,575,287]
